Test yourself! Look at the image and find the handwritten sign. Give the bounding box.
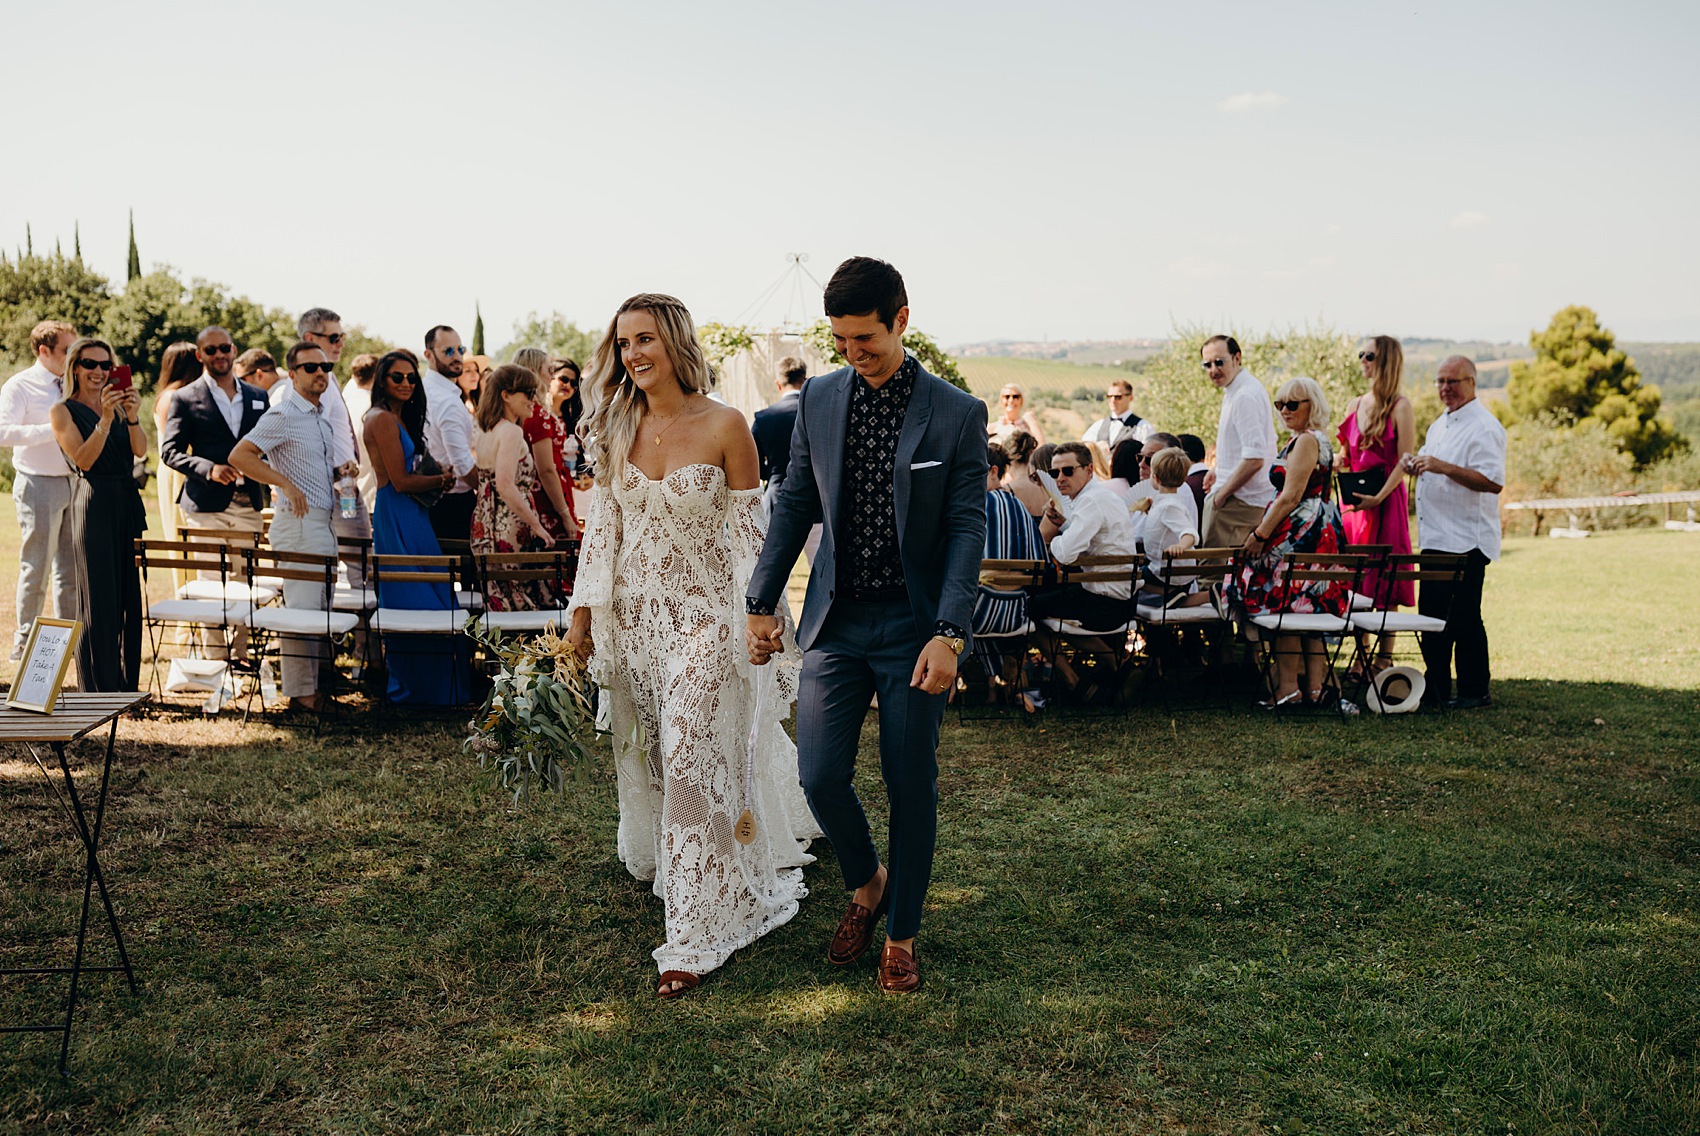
[8,618,82,713]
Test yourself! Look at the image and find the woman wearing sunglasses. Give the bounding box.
[363,350,466,705]
[988,383,1045,447]
[49,337,148,691]
[1226,375,1350,708]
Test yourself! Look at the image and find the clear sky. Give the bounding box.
[6,0,1697,349]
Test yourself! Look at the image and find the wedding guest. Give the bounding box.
[1227,377,1349,708]
[1031,442,1137,633]
[0,320,79,660]
[511,346,577,544]
[1137,447,1206,607]
[1082,378,1153,464]
[160,326,270,662]
[1177,433,1210,521]
[228,342,342,714]
[1407,356,1505,711]
[49,337,147,691]
[989,384,1045,447]
[999,429,1049,517]
[421,325,478,547]
[1200,335,1276,549]
[753,355,806,503]
[470,364,557,610]
[1338,334,1416,681]
[233,348,281,393]
[973,443,1045,700]
[342,352,380,512]
[551,357,586,476]
[362,350,466,705]
[281,307,369,608]
[461,354,491,410]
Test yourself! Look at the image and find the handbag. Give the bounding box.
[1336,467,1386,505]
[407,440,447,510]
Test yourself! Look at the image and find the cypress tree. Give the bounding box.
[74,222,82,260]
[473,302,486,355]
[127,210,142,281]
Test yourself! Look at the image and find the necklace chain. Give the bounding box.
[649,403,687,447]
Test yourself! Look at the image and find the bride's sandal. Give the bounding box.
[657,970,701,1000]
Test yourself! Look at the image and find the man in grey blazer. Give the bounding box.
[746,257,987,993]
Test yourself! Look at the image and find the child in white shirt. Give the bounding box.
[1137,447,1210,608]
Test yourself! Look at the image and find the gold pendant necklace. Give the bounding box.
[649,404,686,447]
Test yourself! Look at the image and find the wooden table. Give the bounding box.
[0,691,149,1074]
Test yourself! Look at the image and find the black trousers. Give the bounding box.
[1027,583,1134,631]
[77,482,144,692]
[1418,547,1490,701]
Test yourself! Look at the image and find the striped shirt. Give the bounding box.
[243,391,338,513]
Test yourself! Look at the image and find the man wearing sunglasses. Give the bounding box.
[229,342,344,714]
[0,320,80,660]
[161,325,272,663]
[421,324,478,546]
[1082,378,1154,460]
[1029,442,1138,635]
[1199,334,1276,549]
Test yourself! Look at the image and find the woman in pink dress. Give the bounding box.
[1336,334,1415,680]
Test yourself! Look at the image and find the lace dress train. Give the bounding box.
[568,462,820,976]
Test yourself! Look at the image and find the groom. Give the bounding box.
[746,256,987,993]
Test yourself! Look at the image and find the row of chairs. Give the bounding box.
[963,547,1468,718]
[135,533,577,714]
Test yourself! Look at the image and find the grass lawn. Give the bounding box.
[1,525,1696,1134]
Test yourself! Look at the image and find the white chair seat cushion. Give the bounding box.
[1249,612,1349,634]
[1349,590,1375,611]
[477,610,571,633]
[147,599,253,626]
[1136,602,1225,624]
[251,607,361,636]
[456,589,486,611]
[177,580,279,604]
[1349,612,1447,634]
[369,607,470,634]
[1039,617,1135,637]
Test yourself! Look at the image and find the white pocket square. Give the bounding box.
[909,460,942,470]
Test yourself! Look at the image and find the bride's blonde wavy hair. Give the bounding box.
[579,293,714,485]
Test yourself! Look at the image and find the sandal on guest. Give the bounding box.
[1255,690,1304,711]
[657,970,701,1000]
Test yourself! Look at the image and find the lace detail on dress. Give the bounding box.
[573,462,820,975]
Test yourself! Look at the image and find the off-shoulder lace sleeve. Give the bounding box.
[728,488,799,705]
[568,483,620,614]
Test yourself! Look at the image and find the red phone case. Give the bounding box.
[110,365,133,390]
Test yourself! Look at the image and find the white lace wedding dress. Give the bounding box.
[568,461,821,976]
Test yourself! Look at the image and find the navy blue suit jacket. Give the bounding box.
[159,376,270,514]
[752,389,802,487]
[748,362,988,650]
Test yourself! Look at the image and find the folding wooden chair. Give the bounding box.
[366,554,478,710]
[1033,552,1145,713]
[1134,546,1237,700]
[135,539,256,698]
[1345,552,1468,705]
[470,549,576,637]
[958,558,1049,721]
[238,547,361,722]
[1246,550,1371,719]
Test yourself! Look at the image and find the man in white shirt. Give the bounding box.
[420,324,478,544]
[0,320,79,659]
[1200,335,1276,548]
[1030,442,1138,632]
[1082,378,1154,460]
[1407,356,1506,711]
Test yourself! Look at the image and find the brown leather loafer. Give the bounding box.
[877,942,920,993]
[827,889,890,966]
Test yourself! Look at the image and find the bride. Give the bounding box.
[566,293,820,999]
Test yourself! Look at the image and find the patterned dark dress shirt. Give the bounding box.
[843,354,917,595]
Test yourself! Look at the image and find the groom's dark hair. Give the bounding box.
[824,256,907,329]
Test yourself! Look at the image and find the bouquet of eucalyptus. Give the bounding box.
[464,618,601,804]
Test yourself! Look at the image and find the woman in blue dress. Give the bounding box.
[362,350,470,704]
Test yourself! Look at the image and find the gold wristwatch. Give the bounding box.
[933,634,966,656]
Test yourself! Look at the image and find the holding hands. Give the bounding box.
[746,614,783,666]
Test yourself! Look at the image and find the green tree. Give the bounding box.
[1505,305,1684,467]
[0,249,113,365]
[100,266,295,389]
[472,303,486,356]
[501,311,598,366]
[126,210,141,281]
[1138,323,1365,440]
[333,325,398,381]
[800,320,971,392]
